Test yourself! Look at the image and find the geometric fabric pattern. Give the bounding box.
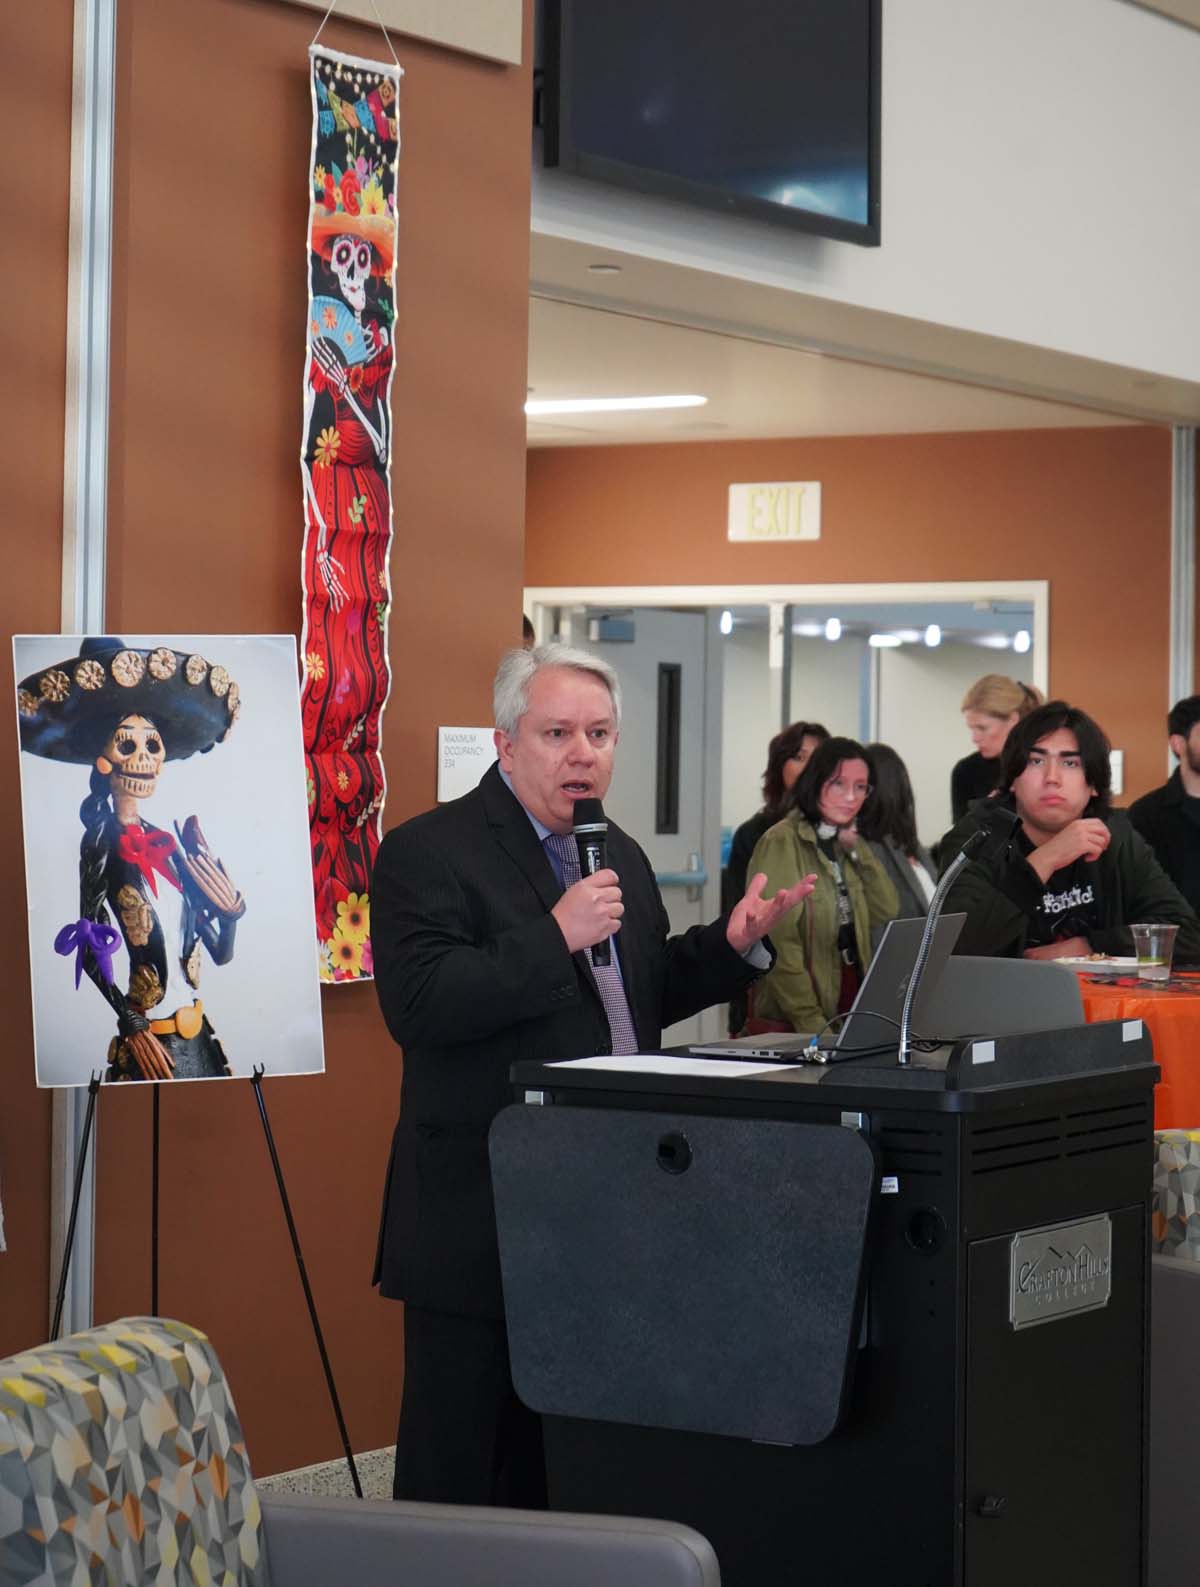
[1151,1128,1200,1261]
[0,1317,269,1586]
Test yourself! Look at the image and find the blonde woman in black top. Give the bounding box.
[951,674,1042,822]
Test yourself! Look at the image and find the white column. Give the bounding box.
[51,0,119,1336]
[1169,427,1196,714]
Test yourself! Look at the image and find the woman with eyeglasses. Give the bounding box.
[745,736,898,1035]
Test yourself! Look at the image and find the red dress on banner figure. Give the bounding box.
[302,49,401,983]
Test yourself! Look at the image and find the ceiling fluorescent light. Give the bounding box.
[1013,629,1032,654]
[524,394,708,416]
[924,624,942,648]
[868,633,903,648]
[719,609,734,636]
[824,617,842,642]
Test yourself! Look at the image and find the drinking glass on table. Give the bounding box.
[1130,923,1178,981]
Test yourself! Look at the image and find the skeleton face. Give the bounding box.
[330,235,372,313]
[100,715,165,803]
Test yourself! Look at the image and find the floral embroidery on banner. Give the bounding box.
[301,44,401,984]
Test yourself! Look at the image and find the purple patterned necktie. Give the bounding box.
[544,832,640,1056]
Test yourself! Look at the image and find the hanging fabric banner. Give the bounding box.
[301,44,401,983]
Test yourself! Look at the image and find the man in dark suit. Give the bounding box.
[372,643,814,1507]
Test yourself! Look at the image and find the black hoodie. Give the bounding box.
[937,797,1200,961]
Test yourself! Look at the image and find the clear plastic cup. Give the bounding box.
[1130,922,1178,981]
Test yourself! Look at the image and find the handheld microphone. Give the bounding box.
[572,798,611,967]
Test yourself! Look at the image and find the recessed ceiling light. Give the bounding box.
[524,394,708,416]
[719,609,734,636]
[924,624,942,648]
[868,633,903,648]
[587,263,623,275]
[824,617,842,642]
[1013,629,1032,654]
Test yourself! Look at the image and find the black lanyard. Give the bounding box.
[820,837,859,968]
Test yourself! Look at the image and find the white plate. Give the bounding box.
[1052,956,1141,973]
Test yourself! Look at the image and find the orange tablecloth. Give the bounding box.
[1079,972,1200,1128]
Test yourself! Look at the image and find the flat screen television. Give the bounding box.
[541,0,881,247]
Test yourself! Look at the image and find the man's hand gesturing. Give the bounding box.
[552,868,624,954]
[726,871,818,955]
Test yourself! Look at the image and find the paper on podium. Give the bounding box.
[549,1054,794,1078]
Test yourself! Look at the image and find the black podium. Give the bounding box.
[490,1021,1157,1587]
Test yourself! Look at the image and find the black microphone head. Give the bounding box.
[572,798,607,833]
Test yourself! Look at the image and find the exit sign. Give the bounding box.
[728,481,821,542]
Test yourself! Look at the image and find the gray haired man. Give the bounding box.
[372,643,814,1507]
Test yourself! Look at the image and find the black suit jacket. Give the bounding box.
[372,763,762,1317]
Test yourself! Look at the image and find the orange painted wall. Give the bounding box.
[0,0,74,1360]
[526,426,1172,801]
[3,0,531,1479]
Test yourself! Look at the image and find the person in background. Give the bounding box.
[938,700,1200,960]
[1128,695,1200,915]
[723,721,829,1032]
[951,675,1043,822]
[860,742,938,922]
[726,721,830,903]
[747,737,898,1034]
[371,643,814,1506]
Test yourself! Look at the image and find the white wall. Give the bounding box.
[790,635,867,749]
[721,628,776,830]
[876,642,1006,848]
[533,0,1200,385]
[720,628,867,830]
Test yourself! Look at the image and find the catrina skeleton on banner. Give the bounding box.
[17,638,245,1082]
[300,69,398,977]
[303,194,395,611]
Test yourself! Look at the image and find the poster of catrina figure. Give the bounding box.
[14,635,326,1087]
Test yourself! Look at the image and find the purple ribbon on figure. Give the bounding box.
[54,919,121,988]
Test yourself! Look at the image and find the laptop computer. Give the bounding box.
[689,912,966,1061]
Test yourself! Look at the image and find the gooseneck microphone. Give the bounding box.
[897,810,1020,1065]
[572,798,611,967]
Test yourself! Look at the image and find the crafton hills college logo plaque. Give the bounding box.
[1009,1214,1113,1330]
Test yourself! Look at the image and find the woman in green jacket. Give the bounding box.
[747,736,898,1034]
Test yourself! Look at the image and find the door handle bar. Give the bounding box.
[654,868,710,888]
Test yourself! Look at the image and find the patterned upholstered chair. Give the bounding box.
[1151,1128,1200,1259]
[0,1316,719,1587]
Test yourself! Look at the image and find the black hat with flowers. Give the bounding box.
[16,636,241,765]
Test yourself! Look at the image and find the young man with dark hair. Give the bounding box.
[939,701,1200,960]
[1128,695,1200,914]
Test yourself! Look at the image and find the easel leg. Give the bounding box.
[51,1073,102,1341]
[250,1067,363,1499]
[151,1084,160,1315]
